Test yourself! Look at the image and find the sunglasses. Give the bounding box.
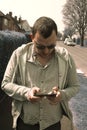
[35,42,56,50]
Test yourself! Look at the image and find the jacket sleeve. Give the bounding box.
[60,54,80,101]
[1,49,30,101]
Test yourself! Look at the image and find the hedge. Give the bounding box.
[0,30,31,130]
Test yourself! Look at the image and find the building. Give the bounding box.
[0,11,31,32]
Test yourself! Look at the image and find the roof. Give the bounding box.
[18,20,31,32]
[0,11,5,16]
[0,11,9,20]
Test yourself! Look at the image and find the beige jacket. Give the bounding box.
[1,42,79,130]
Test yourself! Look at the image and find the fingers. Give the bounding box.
[47,86,61,105]
[52,86,58,93]
[27,87,41,102]
[30,87,40,97]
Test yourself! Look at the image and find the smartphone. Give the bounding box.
[34,93,56,97]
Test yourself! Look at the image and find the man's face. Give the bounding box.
[32,30,57,58]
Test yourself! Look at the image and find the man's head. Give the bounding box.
[32,16,57,38]
[32,17,58,58]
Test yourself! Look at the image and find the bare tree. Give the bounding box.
[63,27,75,38]
[62,0,87,46]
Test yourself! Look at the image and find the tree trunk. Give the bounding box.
[80,30,84,46]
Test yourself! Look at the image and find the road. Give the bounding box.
[57,41,87,130]
[57,41,87,76]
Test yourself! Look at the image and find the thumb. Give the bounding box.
[52,86,58,91]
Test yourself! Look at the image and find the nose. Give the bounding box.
[43,47,50,54]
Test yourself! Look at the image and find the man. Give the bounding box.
[1,16,79,130]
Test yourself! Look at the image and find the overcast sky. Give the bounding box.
[0,0,66,31]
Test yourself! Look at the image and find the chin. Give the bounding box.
[43,54,50,57]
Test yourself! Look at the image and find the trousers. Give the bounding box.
[16,117,61,130]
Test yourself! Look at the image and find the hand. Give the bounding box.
[26,87,42,102]
[47,86,61,105]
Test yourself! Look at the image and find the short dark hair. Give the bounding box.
[32,16,57,38]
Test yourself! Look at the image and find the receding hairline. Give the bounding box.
[32,16,58,38]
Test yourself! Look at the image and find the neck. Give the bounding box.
[35,51,55,66]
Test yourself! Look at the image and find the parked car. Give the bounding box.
[64,38,76,46]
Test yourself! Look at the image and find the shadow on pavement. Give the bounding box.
[69,73,87,130]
